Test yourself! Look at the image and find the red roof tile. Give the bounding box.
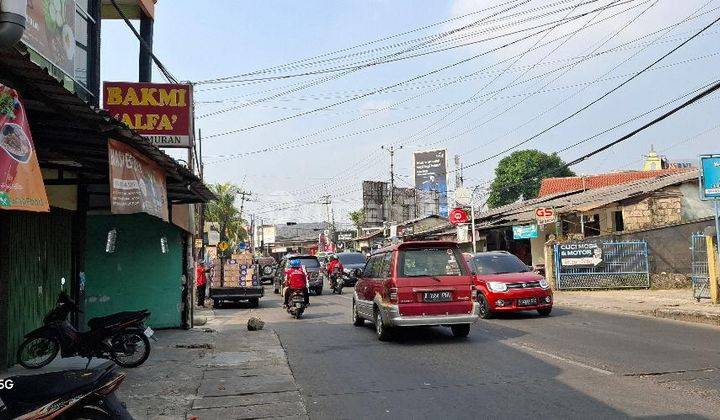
[538,169,690,197]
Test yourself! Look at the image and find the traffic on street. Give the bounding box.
[1,1,720,419]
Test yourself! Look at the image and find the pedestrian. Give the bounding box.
[196,261,209,307]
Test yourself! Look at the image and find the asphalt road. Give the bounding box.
[252,287,720,419]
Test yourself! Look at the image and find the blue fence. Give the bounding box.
[554,241,650,290]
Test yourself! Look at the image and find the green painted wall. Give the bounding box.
[84,214,183,329]
[0,209,73,367]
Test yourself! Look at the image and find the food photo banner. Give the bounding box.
[22,0,76,77]
[0,84,49,212]
[108,139,169,221]
[103,82,193,148]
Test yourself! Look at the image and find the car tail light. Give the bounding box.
[389,287,398,304]
[471,285,477,300]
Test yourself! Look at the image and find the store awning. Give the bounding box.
[0,46,214,204]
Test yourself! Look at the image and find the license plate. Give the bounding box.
[143,327,154,337]
[423,291,452,302]
[517,297,538,307]
[294,302,303,308]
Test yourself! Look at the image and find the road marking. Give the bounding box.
[508,342,614,376]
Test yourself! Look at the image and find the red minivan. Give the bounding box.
[352,241,479,341]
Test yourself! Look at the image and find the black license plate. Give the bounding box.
[423,291,452,302]
[517,297,538,307]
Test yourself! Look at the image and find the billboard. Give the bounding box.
[22,0,76,77]
[108,139,169,221]
[103,82,193,148]
[0,84,49,212]
[413,149,448,216]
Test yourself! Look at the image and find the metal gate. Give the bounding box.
[554,241,650,290]
[691,232,710,301]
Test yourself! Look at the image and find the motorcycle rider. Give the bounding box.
[283,259,309,308]
[326,254,345,289]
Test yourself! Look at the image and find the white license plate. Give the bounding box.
[143,327,154,337]
[294,302,303,308]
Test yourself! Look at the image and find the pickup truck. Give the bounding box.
[210,257,263,308]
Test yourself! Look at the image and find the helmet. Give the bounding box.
[289,259,301,268]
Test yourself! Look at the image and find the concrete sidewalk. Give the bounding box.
[554,289,720,327]
[2,306,308,419]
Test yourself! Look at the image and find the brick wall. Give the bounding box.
[622,190,682,231]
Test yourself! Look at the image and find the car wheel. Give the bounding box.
[213,299,222,309]
[478,294,493,319]
[374,308,391,341]
[352,301,364,326]
[249,298,259,308]
[451,324,471,338]
[316,287,323,296]
[537,307,552,317]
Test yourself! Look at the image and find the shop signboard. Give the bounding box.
[413,149,448,216]
[22,0,76,78]
[108,139,169,221]
[103,82,193,148]
[558,242,603,267]
[512,224,538,239]
[534,207,556,225]
[449,207,469,225]
[0,84,49,212]
[699,154,720,200]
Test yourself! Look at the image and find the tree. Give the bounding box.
[204,183,247,285]
[487,150,574,209]
[349,209,365,231]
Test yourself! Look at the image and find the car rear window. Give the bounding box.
[338,253,366,265]
[471,253,530,275]
[290,257,320,268]
[398,247,467,277]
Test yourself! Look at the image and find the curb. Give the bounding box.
[557,302,720,327]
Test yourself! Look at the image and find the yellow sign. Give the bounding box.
[218,241,229,252]
[194,239,203,248]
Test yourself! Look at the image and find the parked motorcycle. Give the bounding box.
[17,291,154,369]
[0,361,132,419]
[286,290,307,319]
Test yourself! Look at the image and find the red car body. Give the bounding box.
[353,241,479,340]
[464,252,553,318]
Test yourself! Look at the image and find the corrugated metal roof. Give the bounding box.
[0,46,214,203]
[475,170,698,229]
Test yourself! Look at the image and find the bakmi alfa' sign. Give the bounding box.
[103,82,193,148]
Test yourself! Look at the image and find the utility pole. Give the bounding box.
[321,195,332,249]
[455,155,463,189]
[237,190,251,220]
[381,145,402,223]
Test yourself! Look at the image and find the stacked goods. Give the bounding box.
[214,251,257,287]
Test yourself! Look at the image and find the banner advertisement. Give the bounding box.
[108,139,169,221]
[558,242,603,267]
[413,149,448,216]
[103,82,193,148]
[512,224,538,239]
[0,84,49,212]
[22,0,76,77]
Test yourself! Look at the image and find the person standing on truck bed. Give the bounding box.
[196,261,209,307]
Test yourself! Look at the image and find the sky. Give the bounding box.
[100,0,720,226]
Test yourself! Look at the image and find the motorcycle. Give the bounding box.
[286,290,307,319]
[330,273,346,295]
[0,361,132,419]
[329,267,346,295]
[17,291,154,370]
